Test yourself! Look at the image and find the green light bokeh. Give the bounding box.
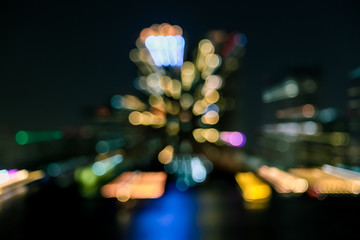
[15,130,63,145]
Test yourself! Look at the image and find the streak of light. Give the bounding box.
[257,165,308,194]
[101,172,167,201]
[262,80,299,103]
[219,131,246,147]
[235,172,271,207]
[15,130,63,145]
[290,168,360,196]
[0,169,44,198]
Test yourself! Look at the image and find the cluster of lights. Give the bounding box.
[128,110,166,127]
[235,165,360,206]
[138,23,185,67]
[305,132,350,146]
[259,71,351,173]
[196,39,222,79]
[0,169,44,197]
[126,24,246,142]
[164,154,213,191]
[252,164,360,197]
[75,152,123,197]
[101,171,167,202]
[192,128,220,143]
[263,121,320,136]
[257,165,308,194]
[123,24,247,189]
[191,129,246,147]
[139,23,183,43]
[290,167,360,196]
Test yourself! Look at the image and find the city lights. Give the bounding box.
[192,128,220,143]
[263,121,320,136]
[74,152,123,197]
[321,164,360,182]
[235,172,271,203]
[164,154,213,191]
[3,5,360,240]
[0,169,44,198]
[101,171,167,201]
[290,168,360,196]
[257,165,308,194]
[125,24,248,194]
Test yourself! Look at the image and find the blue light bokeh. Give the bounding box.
[129,183,199,240]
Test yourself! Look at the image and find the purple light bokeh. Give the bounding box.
[220,131,246,147]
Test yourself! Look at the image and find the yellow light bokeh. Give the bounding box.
[166,121,180,135]
[180,93,194,110]
[257,165,308,194]
[199,40,215,55]
[196,39,215,72]
[128,111,143,125]
[235,172,271,203]
[202,128,219,143]
[170,80,182,99]
[158,145,174,164]
[204,90,220,104]
[122,95,146,111]
[193,128,206,143]
[290,168,360,195]
[192,100,206,116]
[181,61,196,91]
[201,111,219,125]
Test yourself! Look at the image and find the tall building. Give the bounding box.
[257,66,348,168]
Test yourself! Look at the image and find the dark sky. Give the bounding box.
[1,0,360,131]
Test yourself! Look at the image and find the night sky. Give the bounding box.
[1,0,359,131]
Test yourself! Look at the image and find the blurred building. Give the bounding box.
[346,67,360,166]
[256,66,348,168]
[206,30,247,131]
